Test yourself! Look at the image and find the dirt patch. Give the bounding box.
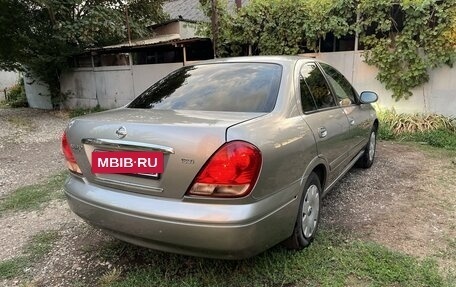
[0,108,455,286]
[322,141,456,265]
[31,224,113,287]
[0,200,80,262]
[0,108,69,197]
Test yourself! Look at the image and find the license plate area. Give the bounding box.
[92,150,164,177]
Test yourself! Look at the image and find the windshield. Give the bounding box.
[127,63,282,112]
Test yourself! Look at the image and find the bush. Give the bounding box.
[378,122,395,141]
[5,78,28,108]
[377,110,456,150]
[377,110,456,134]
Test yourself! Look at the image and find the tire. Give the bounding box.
[283,172,321,250]
[356,127,377,169]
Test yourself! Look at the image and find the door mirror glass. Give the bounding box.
[360,91,378,104]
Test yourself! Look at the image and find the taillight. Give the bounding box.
[61,132,82,174]
[186,141,262,198]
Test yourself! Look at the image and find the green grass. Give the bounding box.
[407,141,456,157]
[0,100,8,108]
[0,230,60,279]
[0,257,29,280]
[377,110,456,150]
[379,126,456,150]
[402,130,456,150]
[93,231,451,287]
[0,171,67,214]
[24,230,59,260]
[7,115,34,130]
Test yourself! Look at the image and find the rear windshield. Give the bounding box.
[127,63,282,112]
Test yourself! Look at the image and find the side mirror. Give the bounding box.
[360,91,378,104]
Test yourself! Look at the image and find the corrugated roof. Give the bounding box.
[90,34,208,52]
[100,34,181,50]
[163,0,250,22]
[163,0,208,22]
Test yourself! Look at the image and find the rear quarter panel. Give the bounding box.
[227,113,317,200]
[226,60,319,201]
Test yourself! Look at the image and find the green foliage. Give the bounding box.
[378,110,456,150]
[360,0,456,100]
[200,0,354,57]
[0,0,166,106]
[378,110,456,134]
[203,0,455,100]
[5,78,27,108]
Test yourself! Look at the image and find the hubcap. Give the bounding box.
[301,184,320,238]
[368,131,376,161]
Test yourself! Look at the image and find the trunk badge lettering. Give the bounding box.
[116,126,127,139]
[181,159,194,165]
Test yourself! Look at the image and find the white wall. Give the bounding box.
[132,63,183,96]
[94,66,134,108]
[61,68,98,109]
[61,51,456,115]
[23,74,53,109]
[61,63,183,109]
[305,51,456,116]
[179,21,200,40]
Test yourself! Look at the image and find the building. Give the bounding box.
[61,0,221,109]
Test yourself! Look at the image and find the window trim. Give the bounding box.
[297,61,340,115]
[302,105,344,115]
[316,62,361,106]
[128,62,284,113]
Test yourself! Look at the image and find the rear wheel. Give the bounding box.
[284,172,321,250]
[356,127,377,168]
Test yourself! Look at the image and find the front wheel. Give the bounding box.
[283,172,321,250]
[356,127,377,168]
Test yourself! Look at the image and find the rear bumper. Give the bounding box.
[64,176,300,259]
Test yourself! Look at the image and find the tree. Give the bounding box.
[0,0,166,106]
[199,0,354,57]
[359,0,456,100]
[199,0,456,100]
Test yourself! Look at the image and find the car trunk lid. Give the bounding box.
[66,108,264,199]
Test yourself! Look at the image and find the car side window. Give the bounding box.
[300,63,336,110]
[299,66,318,113]
[320,63,357,106]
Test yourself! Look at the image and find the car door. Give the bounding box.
[318,63,372,160]
[298,62,351,184]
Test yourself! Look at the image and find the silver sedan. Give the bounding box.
[62,56,378,259]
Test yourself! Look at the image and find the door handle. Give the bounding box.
[348,118,355,126]
[318,127,327,138]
